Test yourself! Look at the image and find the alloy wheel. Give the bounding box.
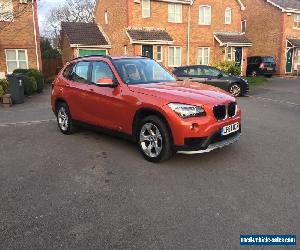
[58,107,69,131]
[139,123,163,158]
[230,84,241,97]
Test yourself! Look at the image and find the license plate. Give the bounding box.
[221,122,240,136]
[267,67,273,71]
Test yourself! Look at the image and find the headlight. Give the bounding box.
[168,103,206,118]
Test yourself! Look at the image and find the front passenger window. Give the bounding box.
[74,61,90,83]
[92,62,114,83]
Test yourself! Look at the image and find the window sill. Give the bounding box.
[292,27,300,30]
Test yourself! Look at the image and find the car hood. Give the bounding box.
[222,75,247,83]
[128,81,235,106]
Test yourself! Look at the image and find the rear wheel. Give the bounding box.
[137,115,173,162]
[56,102,76,135]
[229,83,242,97]
[251,70,257,77]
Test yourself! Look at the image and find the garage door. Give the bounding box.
[79,49,107,57]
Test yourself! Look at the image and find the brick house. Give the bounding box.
[0,0,41,78]
[60,22,111,64]
[94,0,252,75]
[242,0,300,75]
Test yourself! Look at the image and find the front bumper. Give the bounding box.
[176,132,241,154]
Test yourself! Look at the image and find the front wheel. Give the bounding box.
[229,83,242,97]
[137,115,173,163]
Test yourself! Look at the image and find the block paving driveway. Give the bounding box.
[0,78,299,249]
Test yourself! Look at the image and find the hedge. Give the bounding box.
[0,78,9,98]
[213,61,241,76]
[23,75,37,96]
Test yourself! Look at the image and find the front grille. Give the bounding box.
[228,102,237,117]
[213,102,237,120]
[213,105,226,120]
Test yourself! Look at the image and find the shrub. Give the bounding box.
[13,69,29,74]
[45,75,56,85]
[23,75,37,96]
[213,61,241,76]
[13,68,44,93]
[26,69,44,93]
[0,78,9,98]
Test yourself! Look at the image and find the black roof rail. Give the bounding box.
[72,54,112,61]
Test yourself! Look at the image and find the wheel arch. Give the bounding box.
[132,108,173,143]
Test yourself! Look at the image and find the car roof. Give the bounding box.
[72,55,147,62]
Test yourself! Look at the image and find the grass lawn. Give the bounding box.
[245,76,267,86]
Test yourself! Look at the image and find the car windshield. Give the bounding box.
[113,58,175,85]
[262,57,275,63]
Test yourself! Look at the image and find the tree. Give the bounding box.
[43,0,95,38]
[0,0,33,30]
[40,37,61,59]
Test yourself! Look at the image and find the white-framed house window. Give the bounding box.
[168,46,181,66]
[0,0,13,22]
[168,3,182,23]
[142,0,151,18]
[197,47,210,65]
[225,7,232,24]
[156,45,163,62]
[5,49,28,73]
[227,47,234,61]
[199,5,211,25]
[294,14,300,29]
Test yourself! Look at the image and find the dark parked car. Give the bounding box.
[172,65,249,97]
[246,56,276,77]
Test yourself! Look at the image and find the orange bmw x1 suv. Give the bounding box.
[51,56,241,162]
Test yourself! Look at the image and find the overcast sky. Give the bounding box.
[38,0,64,34]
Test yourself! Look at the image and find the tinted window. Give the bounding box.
[262,57,275,63]
[74,61,90,83]
[201,67,222,77]
[113,59,175,85]
[91,62,114,83]
[63,63,74,79]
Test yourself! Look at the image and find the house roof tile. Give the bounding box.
[127,28,173,43]
[214,32,252,45]
[287,37,300,47]
[61,22,109,46]
[268,0,300,11]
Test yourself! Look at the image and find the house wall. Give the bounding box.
[0,0,41,76]
[285,13,300,72]
[241,0,300,75]
[60,33,76,64]
[94,0,129,55]
[130,0,244,66]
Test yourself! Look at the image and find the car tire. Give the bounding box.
[229,83,242,97]
[56,102,77,135]
[137,115,173,163]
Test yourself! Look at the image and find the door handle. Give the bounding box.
[89,88,94,92]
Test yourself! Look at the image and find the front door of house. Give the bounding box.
[142,45,153,59]
[286,48,294,73]
[235,47,243,67]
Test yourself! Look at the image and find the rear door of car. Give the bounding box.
[66,60,94,123]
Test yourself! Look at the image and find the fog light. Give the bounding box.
[190,123,199,130]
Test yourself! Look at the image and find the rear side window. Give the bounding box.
[73,61,90,83]
[63,63,74,80]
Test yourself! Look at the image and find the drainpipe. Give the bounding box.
[32,0,40,70]
[187,4,191,65]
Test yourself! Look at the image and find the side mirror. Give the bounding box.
[96,77,117,87]
[217,73,223,78]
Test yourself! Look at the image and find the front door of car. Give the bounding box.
[86,61,124,130]
[200,66,228,90]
